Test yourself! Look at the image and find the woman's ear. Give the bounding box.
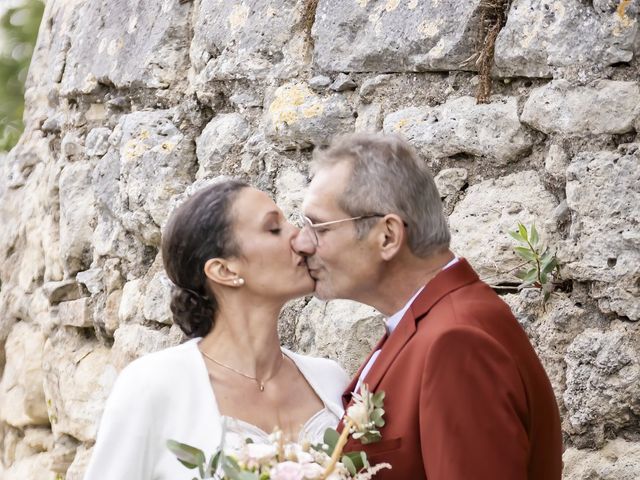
[378,214,405,261]
[204,258,242,287]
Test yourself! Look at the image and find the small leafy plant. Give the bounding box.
[508,222,558,307]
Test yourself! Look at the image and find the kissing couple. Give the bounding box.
[84,133,563,480]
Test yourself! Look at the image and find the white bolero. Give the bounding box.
[84,338,349,480]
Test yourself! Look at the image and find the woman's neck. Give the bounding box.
[198,298,284,379]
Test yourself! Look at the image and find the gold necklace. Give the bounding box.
[200,349,285,392]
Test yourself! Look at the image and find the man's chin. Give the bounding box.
[311,282,336,301]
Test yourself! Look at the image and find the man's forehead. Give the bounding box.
[302,162,349,217]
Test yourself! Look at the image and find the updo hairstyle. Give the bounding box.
[161,180,248,338]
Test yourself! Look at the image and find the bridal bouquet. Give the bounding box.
[168,384,390,479]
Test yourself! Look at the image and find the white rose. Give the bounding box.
[246,443,277,463]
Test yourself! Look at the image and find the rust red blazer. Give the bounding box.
[341,259,563,479]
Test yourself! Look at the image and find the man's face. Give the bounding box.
[293,161,379,301]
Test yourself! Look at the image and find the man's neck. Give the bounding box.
[367,249,455,317]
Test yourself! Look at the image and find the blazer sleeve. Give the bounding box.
[84,361,158,480]
[419,326,530,480]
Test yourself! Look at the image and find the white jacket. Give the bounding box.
[84,338,349,479]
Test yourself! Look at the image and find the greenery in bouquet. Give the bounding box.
[168,384,390,480]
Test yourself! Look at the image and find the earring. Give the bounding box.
[233,278,245,286]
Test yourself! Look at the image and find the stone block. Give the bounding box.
[495,0,639,78]
[563,438,640,480]
[85,128,112,157]
[191,0,308,83]
[521,80,640,135]
[449,171,558,282]
[313,0,483,72]
[0,322,49,427]
[195,113,251,180]
[142,272,173,326]
[94,110,196,248]
[384,96,533,164]
[295,298,385,376]
[558,145,640,320]
[563,325,640,448]
[42,328,117,442]
[59,162,96,276]
[61,0,191,93]
[434,168,468,198]
[264,82,355,149]
[56,298,92,328]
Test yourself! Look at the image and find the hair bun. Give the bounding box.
[169,286,215,338]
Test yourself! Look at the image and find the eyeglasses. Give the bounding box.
[296,213,386,247]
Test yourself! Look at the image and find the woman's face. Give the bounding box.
[228,187,313,302]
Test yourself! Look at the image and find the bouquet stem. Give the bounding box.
[322,418,354,479]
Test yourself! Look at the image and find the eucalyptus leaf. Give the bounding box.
[342,454,357,475]
[323,428,340,455]
[206,450,222,477]
[166,440,206,470]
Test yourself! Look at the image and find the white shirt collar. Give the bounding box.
[385,256,460,334]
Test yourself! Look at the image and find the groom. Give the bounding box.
[292,133,563,479]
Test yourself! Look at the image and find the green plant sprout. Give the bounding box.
[508,222,559,308]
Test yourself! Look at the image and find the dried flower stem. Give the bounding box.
[322,418,354,479]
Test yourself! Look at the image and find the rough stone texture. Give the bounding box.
[59,162,96,276]
[0,322,49,428]
[522,80,640,135]
[2,0,640,476]
[563,439,640,480]
[313,0,483,72]
[558,145,640,321]
[295,299,385,376]
[495,0,639,78]
[93,110,196,258]
[434,168,468,197]
[449,171,559,283]
[196,113,251,180]
[61,0,192,94]
[42,328,116,442]
[264,82,355,149]
[384,96,533,164]
[563,324,640,449]
[191,0,308,84]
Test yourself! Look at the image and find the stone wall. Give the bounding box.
[0,0,639,478]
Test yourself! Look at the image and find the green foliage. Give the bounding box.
[0,0,44,151]
[509,222,559,308]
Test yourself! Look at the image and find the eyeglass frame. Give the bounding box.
[297,212,406,246]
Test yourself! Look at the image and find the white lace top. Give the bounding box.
[223,407,340,448]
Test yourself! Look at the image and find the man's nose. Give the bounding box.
[291,228,316,256]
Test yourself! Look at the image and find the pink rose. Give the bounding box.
[270,461,305,480]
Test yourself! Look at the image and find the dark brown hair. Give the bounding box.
[161,180,248,338]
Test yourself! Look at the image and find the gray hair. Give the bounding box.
[312,133,450,258]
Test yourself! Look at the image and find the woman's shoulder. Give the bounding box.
[115,339,201,393]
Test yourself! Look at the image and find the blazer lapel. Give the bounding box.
[356,259,480,396]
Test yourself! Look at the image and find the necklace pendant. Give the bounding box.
[259,382,265,392]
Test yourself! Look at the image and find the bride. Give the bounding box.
[84,180,349,479]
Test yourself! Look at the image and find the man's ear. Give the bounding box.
[204,258,241,287]
[377,214,405,261]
